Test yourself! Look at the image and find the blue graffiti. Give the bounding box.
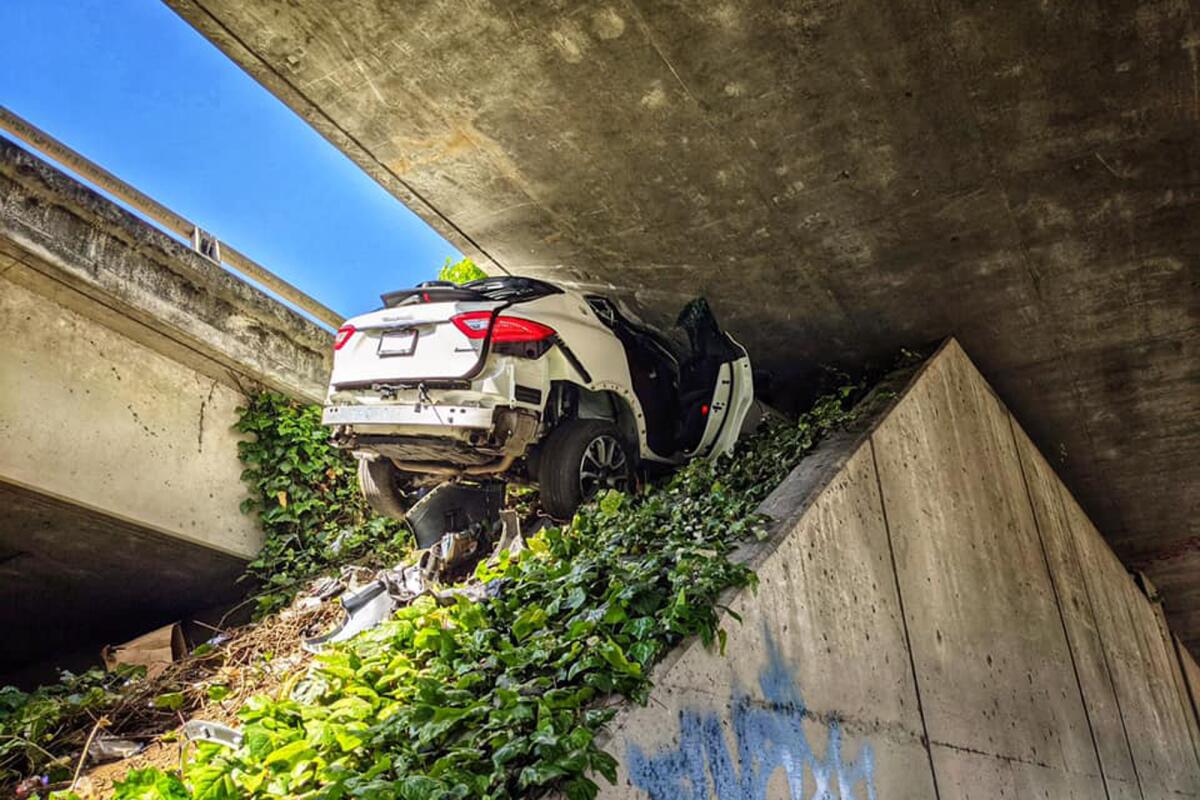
[626,631,876,799]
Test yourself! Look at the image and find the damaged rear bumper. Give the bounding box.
[322,402,495,429]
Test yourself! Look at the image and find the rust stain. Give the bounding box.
[1130,535,1200,569]
[386,128,478,174]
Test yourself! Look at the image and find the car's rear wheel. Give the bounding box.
[356,457,408,521]
[539,419,635,519]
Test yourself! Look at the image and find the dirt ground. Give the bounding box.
[57,600,340,798]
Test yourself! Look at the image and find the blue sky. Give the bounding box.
[0,0,460,322]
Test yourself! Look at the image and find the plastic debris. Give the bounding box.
[87,735,145,763]
[182,719,243,749]
[302,580,397,653]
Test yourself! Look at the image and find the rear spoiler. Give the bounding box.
[381,284,485,307]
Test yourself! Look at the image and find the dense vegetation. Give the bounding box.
[3,361,881,799]
[102,386,860,800]
[0,667,143,788]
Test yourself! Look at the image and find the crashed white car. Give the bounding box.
[323,276,754,519]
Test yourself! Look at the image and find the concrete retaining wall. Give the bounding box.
[0,135,333,678]
[0,274,258,558]
[600,340,1200,799]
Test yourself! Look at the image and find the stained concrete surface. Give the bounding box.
[0,276,260,558]
[165,0,1200,652]
[1181,644,1200,750]
[1064,486,1200,798]
[598,340,1199,798]
[1013,423,1141,798]
[871,342,1105,795]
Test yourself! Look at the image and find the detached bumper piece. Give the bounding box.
[301,581,396,653]
[407,481,505,549]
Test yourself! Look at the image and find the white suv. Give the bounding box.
[323,276,754,519]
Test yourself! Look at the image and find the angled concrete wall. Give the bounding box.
[600,340,1200,799]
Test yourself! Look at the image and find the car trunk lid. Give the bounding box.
[329,300,504,388]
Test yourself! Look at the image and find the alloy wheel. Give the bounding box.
[579,434,631,499]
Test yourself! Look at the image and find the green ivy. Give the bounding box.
[116,385,860,799]
[0,666,142,787]
[436,257,487,285]
[234,393,410,617]
[111,768,191,799]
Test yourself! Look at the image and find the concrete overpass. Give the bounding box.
[0,135,330,678]
[166,0,1200,651]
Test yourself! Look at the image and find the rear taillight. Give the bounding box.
[452,312,556,343]
[333,324,356,350]
[451,311,492,338]
[493,317,556,342]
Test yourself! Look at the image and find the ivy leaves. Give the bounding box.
[97,381,861,800]
[436,258,488,285]
[148,387,858,799]
[0,667,138,787]
[234,393,409,616]
[111,768,191,799]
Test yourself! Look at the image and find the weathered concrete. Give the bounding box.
[872,344,1103,796]
[1063,487,1200,798]
[165,0,1200,652]
[0,276,258,558]
[0,135,331,402]
[0,138,331,678]
[1180,643,1200,745]
[1013,424,1141,799]
[599,340,1199,799]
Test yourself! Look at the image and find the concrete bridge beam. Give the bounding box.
[0,137,330,678]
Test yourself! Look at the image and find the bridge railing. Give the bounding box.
[0,105,343,330]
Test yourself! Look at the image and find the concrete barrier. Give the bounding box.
[600,340,1200,799]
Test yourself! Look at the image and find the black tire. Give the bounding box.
[539,419,636,519]
[356,457,408,521]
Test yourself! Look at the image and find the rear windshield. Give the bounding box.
[381,276,562,308]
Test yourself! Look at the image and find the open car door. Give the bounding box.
[585,295,754,463]
[671,298,755,461]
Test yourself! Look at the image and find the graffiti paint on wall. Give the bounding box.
[625,630,877,799]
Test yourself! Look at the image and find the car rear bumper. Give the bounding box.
[322,403,495,429]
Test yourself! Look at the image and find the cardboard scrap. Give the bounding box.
[101,622,187,679]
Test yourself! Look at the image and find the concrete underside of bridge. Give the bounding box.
[168,0,1200,650]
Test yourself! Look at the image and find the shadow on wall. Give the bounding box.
[626,627,877,800]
